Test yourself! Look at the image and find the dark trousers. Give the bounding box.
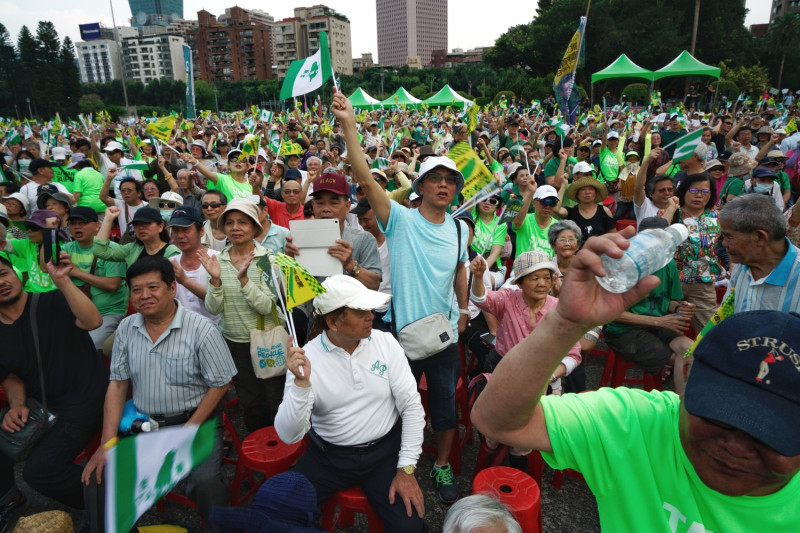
[0,413,100,509]
[225,339,285,434]
[294,425,426,533]
[408,343,460,431]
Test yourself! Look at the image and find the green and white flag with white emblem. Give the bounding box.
[666,128,704,163]
[279,31,332,101]
[105,420,215,533]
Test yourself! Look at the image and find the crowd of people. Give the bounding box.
[0,84,799,532]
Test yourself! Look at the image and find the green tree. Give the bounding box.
[767,13,800,89]
[60,37,81,116]
[78,93,104,114]
[719,61,770,95]
[35,21,62,117]
[0,23,19,116]
[16,26,38,116]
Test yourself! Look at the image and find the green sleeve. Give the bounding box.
[93,239,133,263]
[776,171,790,192]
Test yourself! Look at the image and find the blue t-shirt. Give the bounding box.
[379,203,468,340]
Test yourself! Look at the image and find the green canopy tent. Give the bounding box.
[348,87,381,110]
[591,54,654,84]
[378,87,423,109]
[590,54,654,105]
[653,50,721,81]
[423,84,474,108]
[653,51,722,109]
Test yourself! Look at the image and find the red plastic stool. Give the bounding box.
[321,485,384,532]
[615,219,637,232]
[229,426,305,505]
[418,375,471,475]
[551,468,585,490]
[472,466,541,533]
[0,386,7,408]
[607,348,662,391]
[473,441,545,488]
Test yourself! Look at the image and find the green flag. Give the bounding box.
[280,31,332,100]
[666,129,704,162]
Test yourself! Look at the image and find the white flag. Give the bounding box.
[667,129,704,163]
[104,420,215,533]
[279,31,332,100]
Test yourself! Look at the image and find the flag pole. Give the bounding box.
[477,205,508,256]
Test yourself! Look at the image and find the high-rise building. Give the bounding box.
[129,0,183,27]
[76,40,123,83]
[120,29,186,84]
[770,0,800,22]
[274,5,353,79]
[166,18,198,40]
[218,8,276,69]
[186,7,273,82]
[376,0,447,67]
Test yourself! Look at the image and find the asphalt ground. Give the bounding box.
[12,350,668,532]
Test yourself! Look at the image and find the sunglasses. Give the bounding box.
[483,197,500,205]
[158,201,180,209]
[424,173,458,185]
[26,224,42,232]
[201,202,225,209]
[538,197,558,207]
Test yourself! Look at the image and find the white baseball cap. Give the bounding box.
[3,192,31,214]
[607,131,620,140]
[412,156,465,195]
[148,191,184,209]
[532,185,559,200]
[313,275,391,315]
[51,147,68,161]
[573,161,596,175]
[103,141,124,152]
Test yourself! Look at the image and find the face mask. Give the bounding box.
[754,183,773,194]
[502,163,511,171]
[17,159,30,169]
[160,210,173,222]
[415,126,423,133]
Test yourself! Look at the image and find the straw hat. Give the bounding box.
[566,176,608,203]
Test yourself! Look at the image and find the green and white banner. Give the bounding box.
[105,420,215,533]
[279,31,332,101]
[183,44,196,120]
[667,128,704,162]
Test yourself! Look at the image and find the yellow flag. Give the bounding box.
[240,134,261,161]
[447,141,494,200]
[273,253,326,309]
[145,116,178,144]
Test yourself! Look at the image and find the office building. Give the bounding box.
[166,18,198,39]
[129,0,183,27]
[186,7,273,82]
[376,0,447,67]
[76,40,123,83]
[274,5,353,79]
[121,30,186,83]
[770,0,800,22]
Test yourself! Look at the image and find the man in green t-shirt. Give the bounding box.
[473,229,800,533]
[603,217,694,381]
[7,209,61,293]
[61,206,127,351]
[511,183,563,257]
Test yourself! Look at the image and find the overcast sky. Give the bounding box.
[3,0,772,62]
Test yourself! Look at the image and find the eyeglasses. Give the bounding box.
[539,197,558,207]
[723,122,733,126]
[557,237,578,244]
[482,197,500,205]
[26,224,42,232]
[201,202,225,209]
[283,189,301,195]
[688,188,711,196]
[424,173,458,185]
[158,201,180,209]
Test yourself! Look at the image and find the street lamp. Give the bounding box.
[380,71,385,97]
[430,76,436,93]
[26,98,32,118]
[13,104,19,120]
[213,85,219,113]
[468,80,472,97]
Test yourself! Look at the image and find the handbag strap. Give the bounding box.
[28,293,49,429]
[257,306,281,331]
[391,215,462,334]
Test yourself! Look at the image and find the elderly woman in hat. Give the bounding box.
[469,251,581,469]
[275,275,427,532]
[554,163,615,244]
[199,198,282,434]
[719,152,757,207]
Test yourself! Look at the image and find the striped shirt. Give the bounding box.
[729,239,800,314]
[110,302,237,415]
[204,243,280,343]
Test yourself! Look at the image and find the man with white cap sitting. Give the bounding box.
[276,276,427,532]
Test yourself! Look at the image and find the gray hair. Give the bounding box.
[176,168,193,180]
[548,219,583,249]
[306,156,321,167]
[443,494,522,533]
[0,222,6,242]
[719,194,786,241]
[693,142,708,160]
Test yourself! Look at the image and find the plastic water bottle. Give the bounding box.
[596,223,689,293]
[130,418,159,433]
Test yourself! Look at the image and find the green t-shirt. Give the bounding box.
[544,156,578,181]
[471,212,508,267]
[599,147,620,182]
[513,215,555,257]
[62,242,128,315]
[51,165,78,193]
[604,261,684,335]
[74,168,107,213]
[541,388,800,532]
[775,170,790,193]
[722,176,745,199]
[207,173,253,202]
[8,239,56,293]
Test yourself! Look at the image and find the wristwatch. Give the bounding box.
[348,262,361,277]
[401,465,416,475]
